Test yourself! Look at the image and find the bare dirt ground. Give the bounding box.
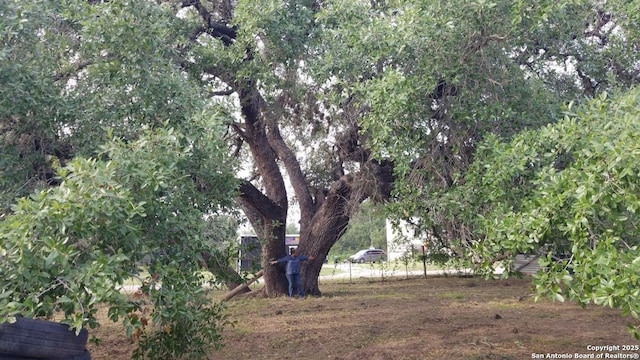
[87,276,640,360]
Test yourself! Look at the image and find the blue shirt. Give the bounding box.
[275,255,309,274]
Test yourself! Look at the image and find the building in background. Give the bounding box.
[385,219,427,261]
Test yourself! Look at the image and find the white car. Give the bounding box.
[348,249,385,263]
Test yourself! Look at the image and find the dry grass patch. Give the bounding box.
[86,276,640,359]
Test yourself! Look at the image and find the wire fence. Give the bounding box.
[318,261,474,284]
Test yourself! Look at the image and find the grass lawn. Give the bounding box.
[87,275,640,360]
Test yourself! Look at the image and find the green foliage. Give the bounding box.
[314,1,591,247]
[64,1,211,155]
[203,215,242,250]
[0,0,76,209]
[0,125,236,357]
[0,0,218,212]
[132,270,229,359]
[462,88,640,336]
[318,0,567,149]
[0,3,239,356]
[332,201,386,259]
[346,0,640,337]
[0,156,143,328]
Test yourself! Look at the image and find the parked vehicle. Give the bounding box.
[348,249,385,263]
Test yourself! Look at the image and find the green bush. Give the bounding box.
[0,127,236,358]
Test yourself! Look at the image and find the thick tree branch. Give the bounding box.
[210,87,235,96]
[234,80,289,212]
[263,115,315,229]
[182,0,237,46]
[236,180,285,220]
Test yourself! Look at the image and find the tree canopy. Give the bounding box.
[2,1,640,356]
[362,0,640,336]
[1,1,237,357]
[461,89,640,337]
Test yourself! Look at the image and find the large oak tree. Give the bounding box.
[2,0,638,299]
[177,0,637,296]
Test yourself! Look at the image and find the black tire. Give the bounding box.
[0,349,91,360]
[0,354,40,360]
[0,318,88,359]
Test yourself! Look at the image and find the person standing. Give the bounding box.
[271,248,315,298]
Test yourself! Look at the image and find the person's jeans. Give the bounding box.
[286,273,304,297]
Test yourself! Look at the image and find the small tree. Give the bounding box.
[454,89,640,337]
[0,125,237,358]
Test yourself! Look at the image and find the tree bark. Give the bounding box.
[236,181,289,297]
[234,83,291,297]
[297,175,355,296]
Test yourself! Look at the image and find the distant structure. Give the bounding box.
[385,219,427,261]
[512,254,542,275]
[386,219,544,274]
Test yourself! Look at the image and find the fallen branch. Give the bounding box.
[221,270,264,301]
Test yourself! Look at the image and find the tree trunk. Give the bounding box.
[260,225,289,296]
[298,175,356,296]
[298,161,395,295]
[236,181,289,297]
[234,80,293,297]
